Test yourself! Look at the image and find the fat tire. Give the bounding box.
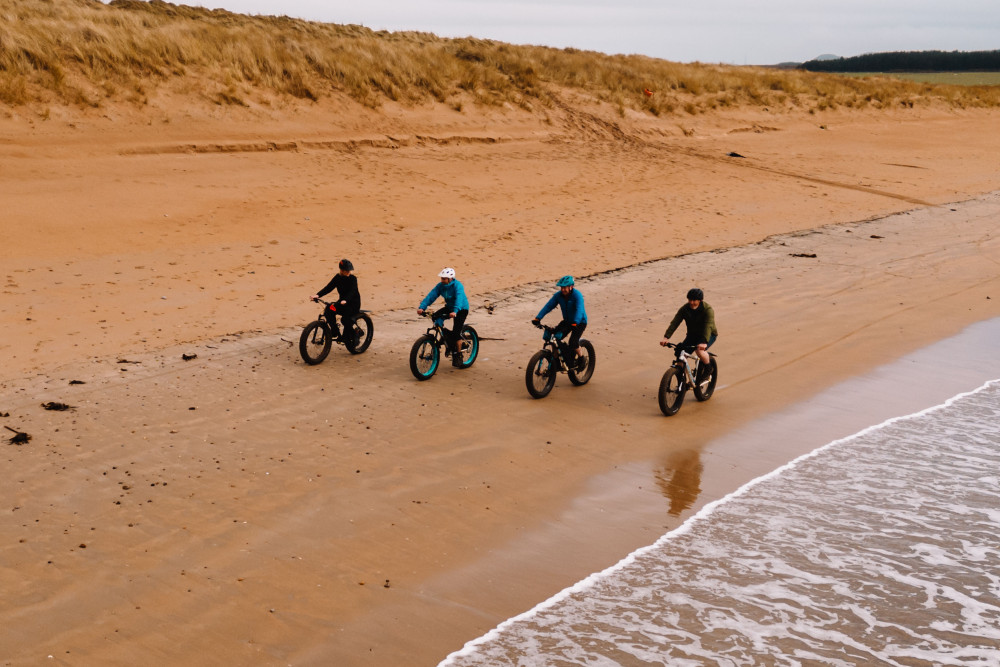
[693,358,718,401]
[567,339,596,386]
[409,334,440,380]
[457,325,480,369]
[299,320,332,365]
[658,367,685,416]
[345,313,374,354]
[526,349,556,399]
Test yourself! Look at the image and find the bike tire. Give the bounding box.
[658,367,685,416]
[409,334,440,380]
[345,313,374,355]
[299,320,332,365]
[457,325,480,369]
[525,349,556,399]
[567,339,596,386]
[693,358,718,401]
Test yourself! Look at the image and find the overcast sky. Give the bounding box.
[178,0,997,65]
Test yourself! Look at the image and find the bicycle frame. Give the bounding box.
[313,297,334,318]
[313,297,347,325]
[536,324,572,372]
[667,344,708,389]
[420,312,451,347]
[314,297,366,327]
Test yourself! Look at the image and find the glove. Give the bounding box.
[531,318,541,327]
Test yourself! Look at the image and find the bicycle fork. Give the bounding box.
[681,361,697,389]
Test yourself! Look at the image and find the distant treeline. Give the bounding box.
[801,50,1000,73]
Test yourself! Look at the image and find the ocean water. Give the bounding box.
[441,380,1000,666]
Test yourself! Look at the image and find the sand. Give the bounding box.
[2,96,1000,665]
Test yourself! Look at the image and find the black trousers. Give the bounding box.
[555,320,587,351]
[327,303,360,334]
[433,307,468,349]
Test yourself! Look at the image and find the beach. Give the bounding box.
[2,98,1000,665]
[440,326,1000,665]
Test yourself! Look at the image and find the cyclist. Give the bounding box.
[532,275,587,371]
[310,258,361,342]
[660,288,718,376]
[417,267,470,367]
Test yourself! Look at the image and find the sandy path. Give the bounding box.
[2,103,1000,664]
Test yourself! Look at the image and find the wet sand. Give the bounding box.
[2,102,1000,664]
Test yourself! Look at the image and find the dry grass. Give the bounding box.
[3,0,1000,113]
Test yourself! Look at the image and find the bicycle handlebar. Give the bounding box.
[664,341,718,358]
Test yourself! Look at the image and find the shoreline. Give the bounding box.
[3,192,999,664]
[441,319,1000,665]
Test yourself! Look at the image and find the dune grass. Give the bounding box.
[3,0,1000,114]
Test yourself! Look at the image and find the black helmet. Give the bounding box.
[686,288,704,300]
[339,259,354,271]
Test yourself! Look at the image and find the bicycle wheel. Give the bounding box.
[457,325,480,369]
[299,320,332,365]
[567,339,596,386]
[525,349,556,398]
[344,313,374,354]
[658,367,685,416]
[409,334,440,380]
[693,358,718,401]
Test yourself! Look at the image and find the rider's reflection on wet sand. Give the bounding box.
[655,448,704,517]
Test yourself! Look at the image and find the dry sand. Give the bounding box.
[2,97,1000,665]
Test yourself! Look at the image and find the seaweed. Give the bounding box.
[4,425,31,445]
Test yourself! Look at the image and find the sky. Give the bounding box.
[176,0,997,65]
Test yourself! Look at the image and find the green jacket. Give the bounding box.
[664,301,718,343]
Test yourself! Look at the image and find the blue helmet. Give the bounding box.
[556,275,575,287]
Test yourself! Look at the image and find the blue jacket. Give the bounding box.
[536,288,587,325]
[420,279,469,312]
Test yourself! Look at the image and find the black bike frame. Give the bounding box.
[537,325,573,372]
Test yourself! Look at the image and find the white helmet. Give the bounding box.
[438,267,456,279]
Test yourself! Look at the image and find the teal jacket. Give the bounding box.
[536,288,587,325]
[420,279,469,312]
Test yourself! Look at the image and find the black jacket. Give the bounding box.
[317,274,360,311]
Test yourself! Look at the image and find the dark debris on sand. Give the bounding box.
[4,425,31,445]
[42,402,75,411]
